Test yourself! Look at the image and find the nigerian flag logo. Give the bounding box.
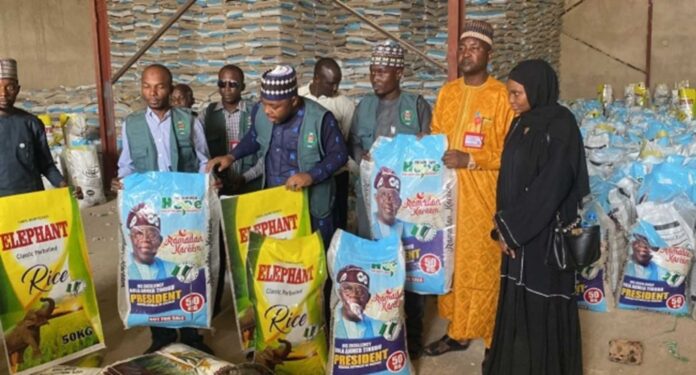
[172,263,199,283]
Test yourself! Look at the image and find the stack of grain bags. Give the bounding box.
[20,0,567,154]
[567,83,696,317]
[465,0,563,80]
[31,111,106,209]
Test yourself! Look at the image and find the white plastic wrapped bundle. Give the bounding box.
[64,145,106,208]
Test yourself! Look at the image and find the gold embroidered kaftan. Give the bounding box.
[432,76,515,347]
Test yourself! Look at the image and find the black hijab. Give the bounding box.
[507,59,590,207]
[508,59,567,131]
[509,59,559,110]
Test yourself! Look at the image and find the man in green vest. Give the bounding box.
[349,41,432,360]
[200,65,262,195]
[299,58,356,232]
[207,65,348,330]
[171,83,195,111]
[207,64,348,248]
[113,64,213,355]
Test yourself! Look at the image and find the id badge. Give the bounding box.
[463,132,485,149]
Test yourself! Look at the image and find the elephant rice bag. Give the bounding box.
[617,201,694,315]
[220,186,311,351]
[0,188,105,375]
[118,172,218,329]
[247,232,327,375]
[362,134,456,295]
[328,230,412,375]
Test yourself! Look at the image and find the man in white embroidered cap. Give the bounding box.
[207,65,348,248]
[0,58,81,198]
[350,40,432,238]
[207,65,348,329]
[349,41,431,359]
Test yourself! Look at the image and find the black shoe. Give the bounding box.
[409,347,424,361]
[423,335,471,357]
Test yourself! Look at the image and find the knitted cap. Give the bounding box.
[0,58,18,80]
[261,65,298,100]
[370,40,404,68]
[337,265,370,289]
[460,20,494,47]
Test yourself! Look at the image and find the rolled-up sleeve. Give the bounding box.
[117,120,135,178]
[191,118,210,173]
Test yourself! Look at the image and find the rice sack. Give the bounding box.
[63,146,106,209]
[247,232,327,375]
[0,188,105,375]
[118,172,218,329]
[362,134,456,295]
[328,230,413,375]
[220,186,311,351]
[575,202,612,312]
[617,201,694,315]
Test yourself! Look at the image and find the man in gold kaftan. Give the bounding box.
[424,20,515,356]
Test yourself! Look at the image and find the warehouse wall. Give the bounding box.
[560,0,696,99]
[2,0,565,141]
[0,0,94,90]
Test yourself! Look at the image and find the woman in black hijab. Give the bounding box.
[483,59,588,375]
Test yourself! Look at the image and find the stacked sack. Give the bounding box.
[16,86,100,144]
[466,0,564,79]
[21,0,566,151]
[566,83,696,316]
[34,113,106,209]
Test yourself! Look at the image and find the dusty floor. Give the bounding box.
[2,200,695,374]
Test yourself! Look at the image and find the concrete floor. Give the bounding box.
[2,200,696,374]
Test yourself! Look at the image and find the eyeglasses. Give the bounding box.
[217,80,240,89]
[130,227,160,241]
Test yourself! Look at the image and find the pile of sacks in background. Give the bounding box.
[567,81,696,318]
[38,113,106,208]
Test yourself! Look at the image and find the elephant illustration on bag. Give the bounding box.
[5,297,56,367]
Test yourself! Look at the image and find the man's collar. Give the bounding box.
[146,107,171,121]
[215,100,245,113]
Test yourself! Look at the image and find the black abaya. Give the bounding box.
[484,60,588,375]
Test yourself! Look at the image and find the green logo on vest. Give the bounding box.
[401,109,413,126]
[306,132,317,147]
[176,121,186,135]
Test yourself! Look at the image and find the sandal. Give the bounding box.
[423,335,471,356]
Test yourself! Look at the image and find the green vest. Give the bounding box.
[125,107,199,173]
[354,92,422,150]
[254,99,335,219]
[203,101,257,173]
